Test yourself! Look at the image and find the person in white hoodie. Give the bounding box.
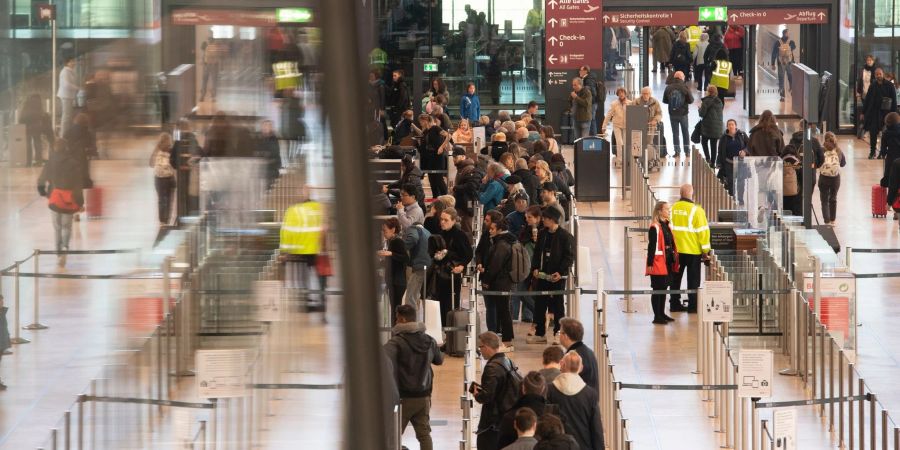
[546,352,605,450]
[57,57,79,135]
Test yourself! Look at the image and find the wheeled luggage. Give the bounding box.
[872,184,888,218]
[85,187,103,218]
[444,273,468,357]
[422,265,444,347]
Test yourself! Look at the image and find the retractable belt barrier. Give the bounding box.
[754,394,870,409]
[0,271,163,280]
[251,383,343,390]
[853,272,900,279]
[849,248,900,254]
[618,383,737,391]
[82,395,215,409]
[577,215,652,221]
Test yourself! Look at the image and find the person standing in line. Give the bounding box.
[663,71,694,157]
[396,182,425,230]
[770,28,796,102]
[37,139,85,268]
[863,68,898,159]
[601,87,631,162]
[578,66,600,135]
[747,110,784,157]
[724,25,745,77]
[149,132,177,226]
[472,332,522,450]
[533,414,580,449]
[569,77,593,140]
[57,57,79,135]
[400,185,432,307]
[501,407,539,450]
[645,201,678,324]
[818,132,846,226]
[526,207,575,344]
[698,85,724,166]
[481,217,517,351]
[497,374,549,448]
[539,345,564,385]
[387,69,412,126]
[460,82,481,124]
[558,318,598,392]
[546,352,605,450]
[668,184,711,314]
[419,114,450,198]
[379,217,409,312]
[669,32,693,80]
[383,304,444,450]
[437,207,472,320]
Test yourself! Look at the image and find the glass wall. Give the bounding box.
[845,0,900,130]
[376,0,545,113]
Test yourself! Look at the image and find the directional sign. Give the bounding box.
[701,280,734,323]
[601,11,698,26]
[37,4,56,21]
[545,0,602,70]
[728,8,829,25]
[699,6,727,22]
[738,349,774,398]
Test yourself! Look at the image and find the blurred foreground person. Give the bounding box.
[280,187,328,318]
[37,139,86,268]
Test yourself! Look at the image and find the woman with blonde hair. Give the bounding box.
[149,132,177,225]
[646,201,678,324]
[452,118,474,144]
[818,132,846,226]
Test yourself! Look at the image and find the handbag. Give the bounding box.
[691,121,703,144]
[315,254,333,277]
[48,188,81,214]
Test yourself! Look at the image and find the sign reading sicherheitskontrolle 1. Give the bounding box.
[545,0,602,70]
[738,349,774,398]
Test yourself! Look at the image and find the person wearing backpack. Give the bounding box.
[473,331,523,450]
[546,352,605,450]
[770,29,796,102]
[663,71,695,157]
[403,209,433,307]
[818,132,847,226]
[37,138,86,268]
[383,304,444,450]
[481,218,518,350]
[781,144,802,216]
[669,32,692,80]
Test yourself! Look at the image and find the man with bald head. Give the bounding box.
[663,71,694,157]
[668,184,711,313]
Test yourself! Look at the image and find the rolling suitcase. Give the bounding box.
[872,185,888,218]
[85,187,104,218]
[444,273,468,357]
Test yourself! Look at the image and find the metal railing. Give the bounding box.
[691,146,736,222]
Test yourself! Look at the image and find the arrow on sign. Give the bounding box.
[701,9,711,19]
[602,14,610,23]
[548,0,558,9]
[549,54,558,64]
[548,18,558,28]
[818,12,826,19]
[730,13,738,21]
[785,13,797,20]
[548,36,558,46]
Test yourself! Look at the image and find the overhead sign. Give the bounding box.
[699,6,727,22]
[701,280,734,323]
[197,349,248,399]
[171,9,277,27]
[738,349,774,398]
[728,8,829,25]
[37,4,56,21]
[276,7,313,23]
[545,0,602,70]
[601,11,697,26]
[773,409,797,450]
[422,63,439,73]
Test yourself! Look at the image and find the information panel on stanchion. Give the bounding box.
[255,280,285,322]
[701,280,733,323]
[574,137,610,201]
[802,272,856,352]
[773,408,797,450]
[197,349,248,398]
[738,349,773,398]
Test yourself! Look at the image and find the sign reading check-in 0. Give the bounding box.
[604,7,828,26]
[545,0,603,70]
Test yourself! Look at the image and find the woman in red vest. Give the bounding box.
[646,201,679,324]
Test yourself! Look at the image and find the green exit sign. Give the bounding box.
[423,63,439,72]
[699,6,727,22]
[276,8,313,23]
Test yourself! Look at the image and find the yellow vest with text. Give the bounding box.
[670,200,711,255]
[710,60,732,90]
[280,201,323,255]
[687,27,702,53]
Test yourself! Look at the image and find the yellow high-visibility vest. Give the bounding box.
[670,200,711,255]
[280,201,324,255]
[710,60,732,90]
[687,26,702,53]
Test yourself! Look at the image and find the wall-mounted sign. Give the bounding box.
[699,6,728,22]
[422,63,439,73]
[276,8,313,23]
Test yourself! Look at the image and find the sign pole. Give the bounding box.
[51,17,57,134]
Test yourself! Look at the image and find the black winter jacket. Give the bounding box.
[547,374,605,450]
[531,227,576,277]
[515,169,542,206]
[882,124,900,186]
[747,125,784,157]
[475,353,518,432]
[383,322,443,398]
[483,232,517,291]
[497,394,551,449]
[887,158,900,207]
[568,341,599,393]
[37,148,87,210]
[534,435,581,450]
[441,225,474,270]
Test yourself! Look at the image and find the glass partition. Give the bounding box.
[733,156,783,230]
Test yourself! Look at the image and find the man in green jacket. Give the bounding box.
[570,78,593,139]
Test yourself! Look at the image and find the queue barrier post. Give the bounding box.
[11,260,30,344]
[24,249,48,330]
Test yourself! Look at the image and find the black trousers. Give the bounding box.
[26,131,43,166]
[650,274,670,319]
[701,137,719,165]
[154,176,175,224]
[390,283,406,313]
[477,429,499,450]
[818,174,841,223]
[670,253,702,310]
[729,48,744,75]
[485,295,514,341]
[427,173,448,198]
[534,279,565,337]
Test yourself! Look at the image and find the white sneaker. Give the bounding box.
[552,333,560,345]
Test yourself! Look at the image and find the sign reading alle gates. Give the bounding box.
[701,280,734,323]
[602,8,828,26]
[699,6,727,22]
[545,0,603,70]
[737,349,774,398]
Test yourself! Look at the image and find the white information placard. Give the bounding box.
[701,280,734,323]
[630,130,642,155]
[196,349,247,399]
[255,280,285,322]
[738,349,774,398]
[473,126,486,150]
[773,408,797,450]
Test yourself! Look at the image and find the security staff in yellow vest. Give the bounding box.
[709,48,732,100]
[280,187,328,315]
[668,184,711,313]
[686,26,702,54]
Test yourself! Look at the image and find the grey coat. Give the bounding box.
[652,28,674,64]
[699,95,724,138]
[0,307,9,352]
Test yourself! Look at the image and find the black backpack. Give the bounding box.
[454,169,485,215]
[493,357,524,415]
[395,334,434,396]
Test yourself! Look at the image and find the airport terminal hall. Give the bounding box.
[6,0,900,449]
